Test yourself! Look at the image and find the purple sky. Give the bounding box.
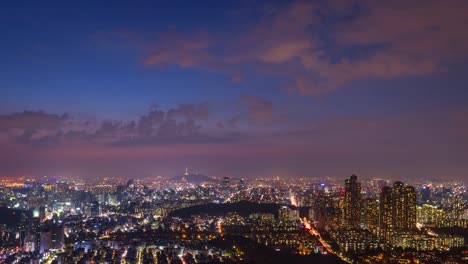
[1,0,468,180]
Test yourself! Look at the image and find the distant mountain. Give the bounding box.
[168,201,281,218]
[170,173,218,184]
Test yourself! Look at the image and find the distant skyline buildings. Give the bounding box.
[0,171,465,263]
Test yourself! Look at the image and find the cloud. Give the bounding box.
[1,106,468,179]
[231,72,244,83]
[127,0,468,95]
[142,31,219,69]
[0,104,217,147]
[240,95,273,123]
[167,103,209,121]
[336,0,468,54]
[0,111,69,132]
[291,0,468,94]
[0,111,70,147]
[92,103,214,145]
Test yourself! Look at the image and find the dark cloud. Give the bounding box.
[167,103,209,121]
[216,115,241,129]
[127,103,212,144]
[0,104,217,147]
[136,107,164,137]
[90,104,215,145]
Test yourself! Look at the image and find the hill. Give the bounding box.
[210,235,346,264]
[0,207,30,227]
[168,201,282,218]
[170,174,218,184]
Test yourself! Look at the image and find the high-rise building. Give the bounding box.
[379,181,417,240]
[40,229,52,254]
[405,186,417,229]
[26,217,41,253]
[362,198,379,234]
[314,192,340,229]
[40,219,64,253]
[380,186,393,240]
[51,224,64,250]
[343,175,361,229]
[393,181,406,229]
[393,182,416,229]
[23,233,37,252]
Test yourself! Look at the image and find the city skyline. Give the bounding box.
[0,172,466,263]
[1,0,468,180]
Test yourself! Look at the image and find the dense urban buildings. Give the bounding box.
[0,173,466,263]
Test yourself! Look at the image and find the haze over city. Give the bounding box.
[1,0,468,180]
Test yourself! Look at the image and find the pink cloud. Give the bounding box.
[231,72,245,83]
[1,107,468,178]
[130,0,468,95]
[240,95,274,123]
[142,31,220,70]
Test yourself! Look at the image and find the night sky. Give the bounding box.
[1,0,467,180]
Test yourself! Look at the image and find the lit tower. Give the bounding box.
[393,181,416,230]
[379,186,393,240]
[343,174,361,229]
[379,181,417,240]
[404,185,417,229]
[393,181,406,229]
[362,198,379,234]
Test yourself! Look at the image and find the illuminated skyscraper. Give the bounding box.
[393,181,406,229]
[393,182,416,229]
[379,181,417,240]
[405,186,417,229]
[380,186,393,240]
[343,175,361,229]
[362,198,379,234]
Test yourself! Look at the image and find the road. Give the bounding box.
[301,218,351,263]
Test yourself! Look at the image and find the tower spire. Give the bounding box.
[184,167,189,176]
